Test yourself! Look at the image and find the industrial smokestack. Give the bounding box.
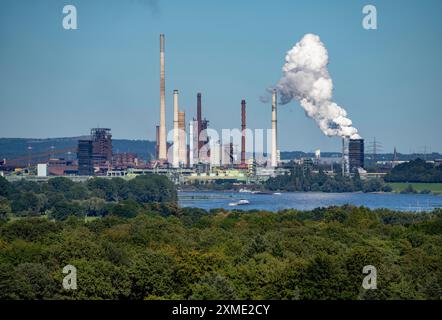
[197,93,202,157]
[178,111,186,166]
[189,120,194,167]
[173,90,179,168]
[158,34,167,161]
[271,90,278,167]
[241,99,246,165]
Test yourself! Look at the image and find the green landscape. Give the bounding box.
[387,183,442,194]
[0,175,441,300]
[263,159,442,195]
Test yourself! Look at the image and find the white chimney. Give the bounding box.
[271,90,278,167]
[189,120,194,167]
[173,90,179,168]
[158,34,167,161]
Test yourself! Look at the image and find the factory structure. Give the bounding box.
[1,33,369,184]
[341,137,365,176]
[143,34,288,184]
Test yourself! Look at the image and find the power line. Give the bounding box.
[366,137,383,163]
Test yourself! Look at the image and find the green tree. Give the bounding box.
[0,198,11,222]
[0,263,56,300]
[0,176,14,198]
[65,183,89,200]
[401,184,417,194]
[298,254,344,300]
[385,158,442,183]
[129,250,177,299]
[190,272,237,300]
[11,192,45,216]
[127,175,177,203]
[362,179,383,193]
[46,177,76,193]
[110,199,140,218]
[49,201,85,221]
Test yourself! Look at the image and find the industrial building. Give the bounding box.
[349,138,365,172]
[0,32,398,189]
[91,128,112,167]
[241,99,247,166]
[221,143,234,166]
[47,158,77,176]
[113,153,139,169]
[178,111,187,166]
[77,140,93,176]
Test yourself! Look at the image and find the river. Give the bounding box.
[178,191,442,212]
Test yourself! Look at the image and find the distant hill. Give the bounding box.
[280,151,442,162]
[0,137,156,162]
[1,137,439,165]
[280,151,341,160]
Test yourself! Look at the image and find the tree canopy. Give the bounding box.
[385,159,442,183]
[0,205,441,300]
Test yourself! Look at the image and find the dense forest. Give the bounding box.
[0,175,176,221]
[264,166,392,193]
[0,205,441,299]
[385,159,442,183]
[1,176,441,300]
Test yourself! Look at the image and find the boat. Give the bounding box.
[252,191,272,195]
[228,199,250,206]
[273,192,282,195]
[239,188,252,193]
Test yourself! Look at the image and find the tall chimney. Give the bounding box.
[189,120,194,167]
[173,90,179,168]
[158,34,167,161]
[197,93,202,156]
[178,111,186,166]
[271,90,278,167]
[241,99,246,165]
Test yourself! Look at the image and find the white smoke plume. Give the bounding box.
[276,34,360,139]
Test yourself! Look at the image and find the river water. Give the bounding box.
[178,191,442,212]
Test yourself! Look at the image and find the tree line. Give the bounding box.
[1,174,441,300]
[265,166,392,193]
[0,204,440,299]
[0,175,176,221]
[385,159,442,183]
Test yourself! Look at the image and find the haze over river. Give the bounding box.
[179,191,442,212]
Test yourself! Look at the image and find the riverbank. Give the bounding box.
[387,182,442,194]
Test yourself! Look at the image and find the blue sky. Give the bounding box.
[0,0,441,153]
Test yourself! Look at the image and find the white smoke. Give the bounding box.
[277,34,360,139]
